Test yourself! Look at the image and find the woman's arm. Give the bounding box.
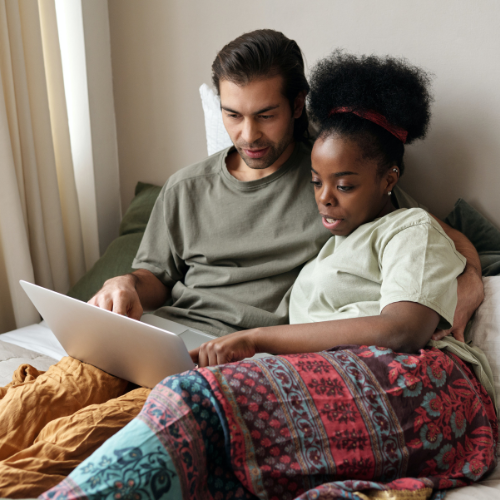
[430,216,484,342]
[191,301,439,367]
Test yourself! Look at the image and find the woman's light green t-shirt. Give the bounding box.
[290,208,467,329]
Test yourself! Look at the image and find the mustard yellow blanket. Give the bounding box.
[0,357,150,498]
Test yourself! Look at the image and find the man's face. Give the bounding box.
[220,75,301,170]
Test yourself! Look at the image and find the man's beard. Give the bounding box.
[235,131,294,170]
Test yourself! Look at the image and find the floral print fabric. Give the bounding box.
[41,346,497,500]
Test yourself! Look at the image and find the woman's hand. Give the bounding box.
[189,330,259,367]
[190,300,440,368]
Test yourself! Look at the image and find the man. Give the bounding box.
[0,29,483,497]
[92,29,482,343]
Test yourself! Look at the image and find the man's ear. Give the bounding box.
[293,91,307,119]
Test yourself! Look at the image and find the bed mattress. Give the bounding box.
[0,322,499,498]
[0,321,65,386]
[0,339,57,387]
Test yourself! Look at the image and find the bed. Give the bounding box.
[0,335,59,387]
[1,283,500,499]
[1,85,500,499]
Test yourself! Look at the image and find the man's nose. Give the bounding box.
[241,118,261,145]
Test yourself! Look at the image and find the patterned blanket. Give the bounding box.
[42,346,498,500]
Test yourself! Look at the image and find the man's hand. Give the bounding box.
[431,269,484,342]
[190,330,258,367]
[89,269,170,320]
[89,274,143,320]
[431,216,483,343]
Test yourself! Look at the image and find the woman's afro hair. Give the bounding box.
[308,50,433,144]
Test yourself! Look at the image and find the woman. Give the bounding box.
[42,53,497,500]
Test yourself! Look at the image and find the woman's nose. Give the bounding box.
[318,187,338,207]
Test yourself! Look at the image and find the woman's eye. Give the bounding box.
[310,180,321,188]
[337,185,353,192]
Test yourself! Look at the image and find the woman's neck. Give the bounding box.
[375,196,397,220]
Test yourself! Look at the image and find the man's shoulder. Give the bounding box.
[165,147,231,191]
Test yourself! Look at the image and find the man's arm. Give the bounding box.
[88,269,170,320]
[431,216,483,342]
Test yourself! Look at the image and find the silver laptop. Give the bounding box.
[20,280,217,388]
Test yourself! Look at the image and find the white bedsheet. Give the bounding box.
[0,321,67,361]
[446,462,500,499]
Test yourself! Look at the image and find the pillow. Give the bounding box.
[119,182,162,236]
[468,276,500,454]
[199,83,233,156]
[445,199,500,276]
[67,182,162,302]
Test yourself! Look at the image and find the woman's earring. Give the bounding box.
[389,169,397,196]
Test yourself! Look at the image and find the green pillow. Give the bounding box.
[445,198,500,276]
[119,182,163,236]
[67,182,162,302]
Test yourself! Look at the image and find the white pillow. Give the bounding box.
[199,83,233,156]
[468,276,500,455]
[469,277,500,401]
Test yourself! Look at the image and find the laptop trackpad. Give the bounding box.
[179,330,216,351]
[140,314,189,335]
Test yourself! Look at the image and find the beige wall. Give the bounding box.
[108,0,500,227]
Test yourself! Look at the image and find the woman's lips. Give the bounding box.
[243,147,269,159]
[322,217,343,230]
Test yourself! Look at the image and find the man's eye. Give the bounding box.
[259,115,273,120]
[338,185,353,192]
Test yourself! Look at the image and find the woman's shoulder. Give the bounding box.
[348,209,434,247]
[369,208,437,236]
[371,209,465,265]
[382,207,434,227]
[364,208,457,254]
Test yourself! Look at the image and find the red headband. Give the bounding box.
[329,107,408,143]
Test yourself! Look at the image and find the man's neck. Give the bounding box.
[226,141,296,182]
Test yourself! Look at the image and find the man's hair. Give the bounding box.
[212,29,310,141]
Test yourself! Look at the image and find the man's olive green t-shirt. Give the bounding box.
[132,141,421,336]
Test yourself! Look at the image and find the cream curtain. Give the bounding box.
[0,0,86,333]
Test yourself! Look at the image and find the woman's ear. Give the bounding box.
[293,91,307,119]
[385,167,400,194]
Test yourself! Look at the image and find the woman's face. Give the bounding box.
[311,134,398,236]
